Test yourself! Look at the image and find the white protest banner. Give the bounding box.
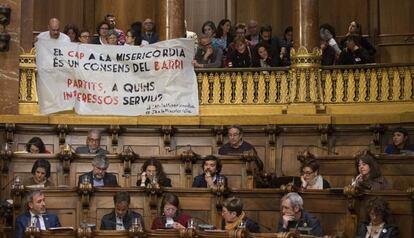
[35,38,198,116]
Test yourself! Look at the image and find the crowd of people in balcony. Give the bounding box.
[36,15,378,68]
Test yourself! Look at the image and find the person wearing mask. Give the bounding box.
[100,191,143,230]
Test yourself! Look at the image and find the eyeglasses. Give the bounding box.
[302,171,314,176]
[164,207,177,212]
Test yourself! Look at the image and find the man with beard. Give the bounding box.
[192,155,227,188]
[36,18,70,42]
[78,154,118,187]
[75,129,108,154]
[15,190,61,238]
[277,192,323,236]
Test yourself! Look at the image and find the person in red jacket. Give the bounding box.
[151,193,192,230]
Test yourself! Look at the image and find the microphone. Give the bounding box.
[166,144,192,153]
[306,145,339,155]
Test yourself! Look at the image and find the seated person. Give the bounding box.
[100,191,143,230]
[75,129,108,154]
[151,193,192,230]
[15,190,61,238]
[23,159,55,187]
[192,155,228,188]
[385,127,414,154]
[277,192,324,236]
[219,125,263,171]
[221,197,260,233]
[78,154,118,187]
[299,157,330,190]
[351,150,390,191]
[26,137,50,153]
[356,197,399,238]
[219,125,257,155]
[136,158,172,187]
[192,34,223,68]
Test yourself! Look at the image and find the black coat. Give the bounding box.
[100,209,143,230]
[78,171,118,187]
[356,222,399,238]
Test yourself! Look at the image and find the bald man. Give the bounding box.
[37,18,70,42]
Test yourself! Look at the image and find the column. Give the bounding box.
[159,0,185,41]
[292,0,319,50]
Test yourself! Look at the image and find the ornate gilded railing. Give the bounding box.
[18,47,414,111]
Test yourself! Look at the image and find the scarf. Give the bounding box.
[225,211,246,230]
[307,175,324,189]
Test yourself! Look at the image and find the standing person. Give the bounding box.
[192,34,223,68]
[340,20,376,62]
[356,197,399,238]
[125,29,148,46]
[100,191,143,230]
[280,26,293,66]
[78,29,91,44]
[63,24,79,42]
[151,193,192,230]
[226,36,252,68]
[319,24,341,57]
[23,159,55,187]
[105,14,126,45]
[246,20,260,47]
[351,151,390,191]
[258,24,281,61]
[26,137,50,154]
[337,34,370,65]
[277,192,324,236]
[75,129,108,154]
[384,127,414,154]
[78,154,118,187]
[221,197,260,233]
[215,19,234,55]
[91,21,110,45]
[36,18,70,42]
[142,18,159,44]
[192,155,228,188]
[15,190,61,238]
[137,158,172,187]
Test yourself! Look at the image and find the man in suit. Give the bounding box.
[100,191,143,230]
[192,155,228,188]
[142,18,159,44]
[78,154,118,187]
[75,129,108,154]
[15,190,61,238]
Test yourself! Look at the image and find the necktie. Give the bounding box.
[34,215,41,228]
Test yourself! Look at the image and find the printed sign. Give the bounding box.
[35,38,198,116]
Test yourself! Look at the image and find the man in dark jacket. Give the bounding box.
[100,191,143,230]
[78,154,118,187]
[15,190,61,238]
[277,192,324,236]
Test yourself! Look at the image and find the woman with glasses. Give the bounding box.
[221,197,259,233]
[299,156,330,190]
[91,21,110,45]
[151,193,192,230]
[356,197,399,238]
[78,29,91,44]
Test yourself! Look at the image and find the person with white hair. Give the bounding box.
[277,192,323,236]
[75,129,108,154]
[78,154,118,187]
